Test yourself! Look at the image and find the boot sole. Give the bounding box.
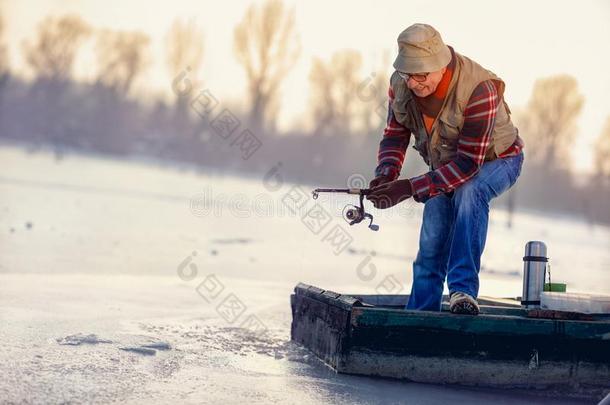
[450,300,480,315]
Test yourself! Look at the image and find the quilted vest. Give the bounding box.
[390,51,518,169]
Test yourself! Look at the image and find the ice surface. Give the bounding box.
[0,146,605,404]
[57,334,113,346]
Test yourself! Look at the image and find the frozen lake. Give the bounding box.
[1,146,607,404]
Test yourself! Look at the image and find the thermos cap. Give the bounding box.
[525,241,547,258]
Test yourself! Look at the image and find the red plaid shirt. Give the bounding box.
[375,80,524,202]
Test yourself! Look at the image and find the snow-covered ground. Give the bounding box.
[1,146,607,404]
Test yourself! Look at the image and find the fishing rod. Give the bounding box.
[311,188,379,231]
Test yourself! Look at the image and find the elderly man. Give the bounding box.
[366,24,524,315]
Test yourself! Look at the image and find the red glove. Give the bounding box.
[368,175,392,189]
[366,179,413,209]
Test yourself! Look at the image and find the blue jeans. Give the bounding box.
[406,152,524,311]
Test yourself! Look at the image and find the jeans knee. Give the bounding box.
[454,181,488,210]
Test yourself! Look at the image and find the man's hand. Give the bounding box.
[369,175,392,189]
[366,179,414,209]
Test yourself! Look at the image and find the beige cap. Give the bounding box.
[393,23,451,73]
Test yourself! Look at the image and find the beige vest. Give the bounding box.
[390,51,518,169]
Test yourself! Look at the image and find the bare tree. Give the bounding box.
[309,50,372,135]
[95,30,150,95]
[593,116,610,183]
[165,19,204,133]
[0,9,10,85]
[0,9,9,135]
[21,15,89,155]
[0,10,8,78]
[166,19,204,80]
[233,0,300,133]
[23,15,90,81]
[359,52,390,135]
[308,56,337,135]
[308,50,390,136]
[517,75,584,170]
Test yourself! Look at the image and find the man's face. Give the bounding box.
[404,67,447,97]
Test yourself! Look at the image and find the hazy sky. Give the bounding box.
[3,0,609,174]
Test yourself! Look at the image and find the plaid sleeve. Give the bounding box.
[409,80,499,202]
[374,86,411,180]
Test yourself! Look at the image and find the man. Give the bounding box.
[366,23,525,315]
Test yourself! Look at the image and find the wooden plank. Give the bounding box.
[440,303,527,317]
[291,293,350,368]
[348,294,522,308]
[349,309,610,364]
[351,306,610,340]
[339,350,610,401]
[527,309,595,321]
[478,296,521,307]
[294,283,362,311]
[348,294,411,307]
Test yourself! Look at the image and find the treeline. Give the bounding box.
[0,2,609,225]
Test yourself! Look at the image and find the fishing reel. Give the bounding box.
[312,188,379,231]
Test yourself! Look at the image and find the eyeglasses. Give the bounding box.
[397,71,429,83]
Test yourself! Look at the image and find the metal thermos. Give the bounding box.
[521,241,548,308]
